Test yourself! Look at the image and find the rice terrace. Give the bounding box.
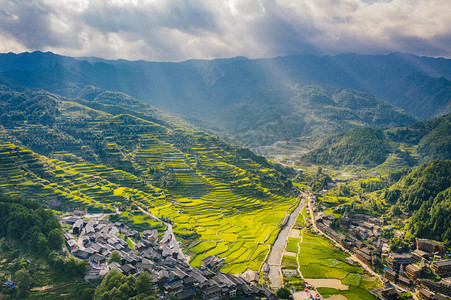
[1,32,451,299]
[0,93,297,276]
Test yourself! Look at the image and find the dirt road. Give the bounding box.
[137,206,190,264]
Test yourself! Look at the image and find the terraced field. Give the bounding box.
[0,90,297,274]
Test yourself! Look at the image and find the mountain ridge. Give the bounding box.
[0,52,422,147]
[1,51,450,124]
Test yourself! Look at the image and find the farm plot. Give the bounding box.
[293,231,380,299]
[298,233,360,278]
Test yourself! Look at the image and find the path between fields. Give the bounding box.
[292,197,324,300]
[307,194,381,281]
[306,193,418,300]
[137,206,190,264]
[267,197,305,290]
[296,227,305,280]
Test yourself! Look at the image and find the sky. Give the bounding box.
[0,0,450,61]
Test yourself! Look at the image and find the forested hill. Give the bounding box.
[0,83,297,272]
[302,127,389,166]
[216,85,415,146]
[3,51,451,146]
[301,113,451,167]
[386,112,451,162]
[0,194,64,255]
[385,160,451,243]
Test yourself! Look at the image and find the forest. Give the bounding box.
[0,194,90,298]
[0,194,63,254]
[301,113,451,167]
[391,160,451,243]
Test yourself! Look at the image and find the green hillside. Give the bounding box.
[302,127,389,166]
[386,113,451,162]
[0,194,93,298]
[386,160,451,242]
[0,85,297,273]
[299,113,451,169]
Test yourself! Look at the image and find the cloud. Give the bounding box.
[0,0,450,61]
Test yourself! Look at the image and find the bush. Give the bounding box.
[276,287,291,299]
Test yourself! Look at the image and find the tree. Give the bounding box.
[15,269,32,295]
[108,250,122,264]
[400,292,413,299]
[276,287,291,299]
[94,270,157,300]
[391,205,401,216]
[136,272,152,295]
[48,228,64,250]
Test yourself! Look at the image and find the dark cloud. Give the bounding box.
[0,0,450,61]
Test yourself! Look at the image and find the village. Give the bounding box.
[60,212,277,300]
[311,199,451,300]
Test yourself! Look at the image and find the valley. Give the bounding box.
[0,51,450,300]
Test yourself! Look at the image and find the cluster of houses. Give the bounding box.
[378,236,450,299]
[316,212,385,267]
[60,214,276,300]
[312,204,451,300]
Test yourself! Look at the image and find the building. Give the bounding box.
[356,247,373,265]
[384,269,397,282]
[380,287,399,300]
[419,278,451,297]
[66,239,78,251]
[412,249,430,263]
[339,216,350,230]
[431,260,451,276]
[397,275,412,289]
[418,288,449,300]
[406,264,422,280]
[89,253,107,266]
[416,239,446,254]
[72,219,84,234]
[341,238,354,251]
[355,240,365,249]
[202,285,221,300]
[387,254,414,272]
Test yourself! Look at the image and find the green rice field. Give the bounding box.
[0,103,297,274]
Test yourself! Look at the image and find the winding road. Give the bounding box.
[267,197,305,290]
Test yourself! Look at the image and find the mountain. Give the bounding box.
[386,113,451,162]
[0,83,297,273]
[217,85,415,145]
[1,51,427,146]
[300,113,451,168]
[1,52,451,120]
